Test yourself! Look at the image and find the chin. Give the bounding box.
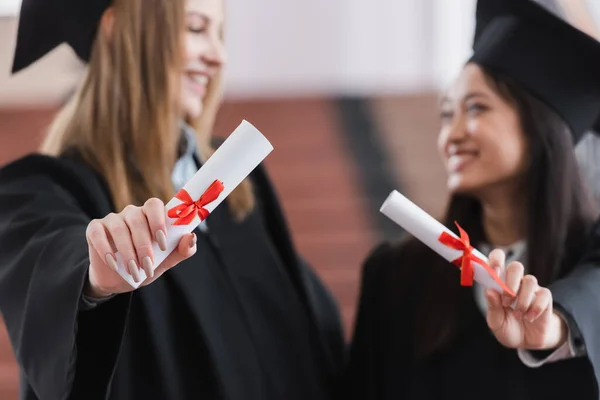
[446,173,480,195]
[182,100,203,121]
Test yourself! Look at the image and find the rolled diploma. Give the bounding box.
[380,190,507,294]
[114,120,274,288]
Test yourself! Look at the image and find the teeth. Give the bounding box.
[447,155,462,170]
[190,74,208,85]
[448,154,474,171]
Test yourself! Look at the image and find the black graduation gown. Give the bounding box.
[0,151,345,400]
[344,220,600,400]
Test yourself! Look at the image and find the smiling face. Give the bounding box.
[180,0,226,120]
[437,63,529,195]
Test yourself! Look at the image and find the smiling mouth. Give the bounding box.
[188,73,208,85]
[447,153,477,172]
[185,73,208,96]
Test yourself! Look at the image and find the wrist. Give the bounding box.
[545,312,568,350]
[84,275,113,299]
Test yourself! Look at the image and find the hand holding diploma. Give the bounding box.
[85,120,273,295]
[85,200,198,297]
[380,190,567,350]
[485,249,568,350]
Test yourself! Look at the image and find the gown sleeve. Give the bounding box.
[549,217,600,390]
[0,166,131,400]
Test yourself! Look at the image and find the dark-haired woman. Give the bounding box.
[343,1,600,399]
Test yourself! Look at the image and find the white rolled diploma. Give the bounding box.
[114,120,274,288]
[380,190,514,295]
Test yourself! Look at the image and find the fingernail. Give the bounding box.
[189,233,197,248]
[105,254,118,272]
[128,259,140,282]
[156,230,167,251]
[142,256,154,278]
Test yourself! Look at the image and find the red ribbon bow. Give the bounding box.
[438,221,515,296]
[167,180,224,226]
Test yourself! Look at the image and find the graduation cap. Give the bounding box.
[470,0,600,141]
[11,0,112,74]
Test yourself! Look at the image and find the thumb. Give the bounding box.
[152,233,197,279]
[485,288,506,332]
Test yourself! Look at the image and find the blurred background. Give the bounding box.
[1,0,599,398]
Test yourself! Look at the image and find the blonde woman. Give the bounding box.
[0,0,344,399]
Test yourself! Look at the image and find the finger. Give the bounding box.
[143,198,168,252]
[86,219,118,272]
[516,274,538,314]
[525,287,552,323]
[152,233,197,280]
[503,261,524,307]
[489,249,507,286]
[104,213,142,283]
[123,205,154,279]
[485,288,506,332]
[488,248,506,275]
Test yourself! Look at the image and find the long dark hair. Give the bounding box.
[406,64,597,359]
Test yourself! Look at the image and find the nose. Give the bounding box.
[445,113,469,144]
[202,36,227,67]
[438,112,468,154]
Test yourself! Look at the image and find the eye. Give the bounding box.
[187,25,207,34]
[440,109,453,122]
[466,103,488,114]
[186,14,208,34]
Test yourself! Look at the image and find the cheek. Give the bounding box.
[484,137,528,177]
[183,35,195,61]
[436,129,449,158]
[184,35,210,61]
[506,139,528,173]
[465,118,483,135]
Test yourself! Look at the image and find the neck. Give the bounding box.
[477,184,527,247]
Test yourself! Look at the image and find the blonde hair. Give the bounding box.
[187,61,255,222]
[42,0,254,221]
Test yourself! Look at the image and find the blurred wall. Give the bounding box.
[0,0,479,106]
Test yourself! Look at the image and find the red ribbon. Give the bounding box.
[438,221,515,296]
[167,180,224,226]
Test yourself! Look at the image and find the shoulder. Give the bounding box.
[578,216,600,265]
[587,216,600,246]
[0,153,112,216]
[1,153,94,183]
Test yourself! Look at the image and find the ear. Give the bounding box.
[99,6,115,39]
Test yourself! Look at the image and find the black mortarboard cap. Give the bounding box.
[11,0,112,74]
[470,0,600,141]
